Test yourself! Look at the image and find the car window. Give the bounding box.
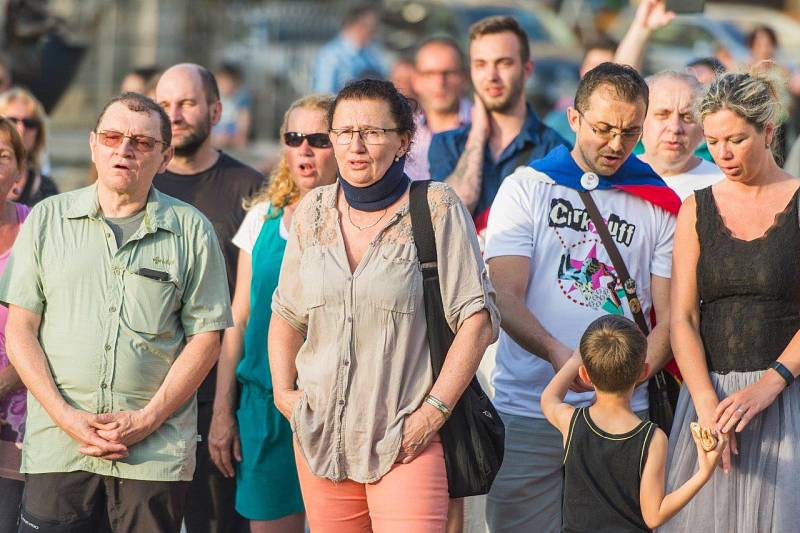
[651,22,715,47]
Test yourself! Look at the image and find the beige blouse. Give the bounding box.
[272,181,500,483]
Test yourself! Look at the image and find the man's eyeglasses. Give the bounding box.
[5,116,40,130]
[329,127,401,146]
[577,111,642,143]
[96,130,167,153]
[283,132,332,149]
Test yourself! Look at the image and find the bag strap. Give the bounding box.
[410,180,437,269]
[409,180,448,377]
[578,190,650,335]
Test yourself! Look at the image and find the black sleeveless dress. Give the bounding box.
[662,185,800,533]
[696,186,800,373]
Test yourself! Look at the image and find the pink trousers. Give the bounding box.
[294,440,449,532]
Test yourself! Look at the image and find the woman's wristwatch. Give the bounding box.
[770,361,794,388]
[425,394,451,420]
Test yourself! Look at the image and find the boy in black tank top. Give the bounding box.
[541,315,727,532]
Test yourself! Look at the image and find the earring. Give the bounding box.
[10,186,19,196]
[394,155,401,162]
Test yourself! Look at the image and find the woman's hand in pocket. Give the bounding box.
[396,402,445,464]
[275,388,305,421]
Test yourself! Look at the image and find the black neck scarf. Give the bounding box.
[339,156,410,212]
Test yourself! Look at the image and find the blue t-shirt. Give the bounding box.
[428,106,568,219]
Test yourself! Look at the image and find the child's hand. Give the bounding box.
[690,426,728,477]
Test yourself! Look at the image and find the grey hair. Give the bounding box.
[646,70,703,95]
[698,68,789,131]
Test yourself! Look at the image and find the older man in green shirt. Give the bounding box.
[0,92,232,532]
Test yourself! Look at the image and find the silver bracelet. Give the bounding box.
[425,394,451,420]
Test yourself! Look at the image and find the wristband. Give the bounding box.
[770,361,794,388]
[425,394,451,420]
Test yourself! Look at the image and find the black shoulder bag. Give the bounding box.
[409,180,505,498]
[578,190,681,435]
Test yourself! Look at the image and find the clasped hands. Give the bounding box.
[57,405,157,461]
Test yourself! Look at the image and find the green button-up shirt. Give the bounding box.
[0,184,232,481]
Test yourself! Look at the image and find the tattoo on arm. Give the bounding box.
[445,143,483,212]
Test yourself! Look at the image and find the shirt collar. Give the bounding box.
[64,183,181,235]
[515,104,545,147]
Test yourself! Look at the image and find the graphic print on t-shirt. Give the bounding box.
[549,197,637,314]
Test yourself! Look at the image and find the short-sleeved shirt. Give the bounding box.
[272,182,500,483]
[0,184,233,481]
[231,201,288,254]
[655,158,724,202]
[154,152,264,402]
[484,166,676,419]
[428,105,568,218]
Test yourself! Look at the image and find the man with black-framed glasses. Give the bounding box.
[0,92,232,531]
[484,63,679,532]
[154,63,263,533]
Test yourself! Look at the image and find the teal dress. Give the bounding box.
[235,207,303,520]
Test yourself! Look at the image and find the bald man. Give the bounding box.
[639,71,723,201]
[154,63,263,533]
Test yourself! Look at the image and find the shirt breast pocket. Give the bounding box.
[122,271,181,335]
[372,244,419,314]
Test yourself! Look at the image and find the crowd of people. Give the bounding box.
[0,0,798,532]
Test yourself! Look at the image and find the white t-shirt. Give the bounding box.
[231,201,288,254]
[657,158,724,202]
[484,167,676,418]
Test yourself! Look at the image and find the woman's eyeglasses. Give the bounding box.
[283,132,332,149]
[96,130,167,153]
[328,128,400,146]
[5,116,40,130]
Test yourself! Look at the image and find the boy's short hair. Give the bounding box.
[579,315,646,393]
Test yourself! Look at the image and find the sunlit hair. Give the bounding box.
[245,94,335,216]
[0,117,27,172]
[579,315,646,393]
[0,87,47,172]
[698,66,789,155]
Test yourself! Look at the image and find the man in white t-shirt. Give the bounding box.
[484,63,678,533]
[639,71,724,201]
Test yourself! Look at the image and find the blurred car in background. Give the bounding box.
[609,8,750,74]
[382,0,583,116]
[704,3,800,66]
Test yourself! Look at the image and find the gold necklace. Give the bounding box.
[347,204,387,231]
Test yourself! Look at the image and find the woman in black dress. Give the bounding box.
[666,70,800,532]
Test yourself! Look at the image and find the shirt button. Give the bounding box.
[108,306,116,313]
[347,317,352,323]
[344,360,350,366]
[104,344,111,351]
[100,382,107,389]
[338,399,345,405]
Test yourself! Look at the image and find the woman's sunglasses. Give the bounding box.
[5,116,40,130]
[284,132,332,149]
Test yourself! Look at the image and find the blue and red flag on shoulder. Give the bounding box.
[529,145,681,215]
[472,145,680,235]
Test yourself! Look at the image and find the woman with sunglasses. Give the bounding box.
[269,79,498,531]
[0,88,58,207]
[208,94,337,533]
[0,117,32,530]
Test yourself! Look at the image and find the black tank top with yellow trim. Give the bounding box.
[562,407,655,533]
